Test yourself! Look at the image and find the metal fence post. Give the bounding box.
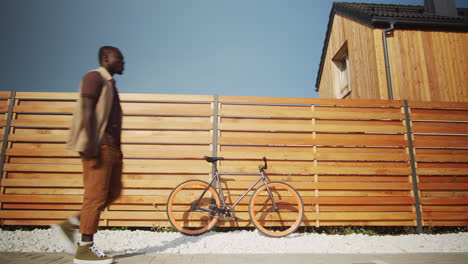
[211,95,219,177]
[0,91,16,179]
[403,100,423,233]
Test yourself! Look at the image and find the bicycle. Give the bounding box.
[166,156,304,237]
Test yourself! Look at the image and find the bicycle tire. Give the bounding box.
[166,180,221,236]
[249,181,304,237]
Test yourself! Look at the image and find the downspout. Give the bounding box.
[382,22,395,100]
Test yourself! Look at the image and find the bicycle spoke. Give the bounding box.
[249,182,304,237]
[167,180,221,235]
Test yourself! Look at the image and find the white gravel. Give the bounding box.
[1,228,467,254]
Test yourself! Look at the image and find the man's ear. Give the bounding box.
[101,53,109,64]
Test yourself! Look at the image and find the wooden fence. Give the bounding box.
[0,92,466,230]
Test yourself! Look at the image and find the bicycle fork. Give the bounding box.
[261,171,279,211]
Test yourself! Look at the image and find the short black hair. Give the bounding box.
[98,46,119,64]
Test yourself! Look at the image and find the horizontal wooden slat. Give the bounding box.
[417,168,468,176]
[219,96,404,107]
[422,212,468,220]
[220,108,405,120]
[219,123,405,133]
[120,93,213,102]
[0,91,11,98]
[3,163,210,173]
[418,183,468,190]
[218,165,411,176]
[15,92,78,100]
[14,92,214,102]
[420,197,468,205]
[408,101,468,110]
[14,102,213,116]
[9,132,212,144]
[412,122,468,134]
[411,113,468,122]
[416,154,468,162]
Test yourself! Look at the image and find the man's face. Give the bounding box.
[106,50,125,75]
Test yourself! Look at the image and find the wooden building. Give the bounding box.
[316,0,468,102]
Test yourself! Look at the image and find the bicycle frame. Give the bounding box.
[193,158,279,216]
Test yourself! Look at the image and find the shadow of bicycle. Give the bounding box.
[111,231,216,260]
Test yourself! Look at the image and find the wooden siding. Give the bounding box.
[318,14,468,102]
[387,30,468,102]
[318,14,383,100]
[0,92,467,228]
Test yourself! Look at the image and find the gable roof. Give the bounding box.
[315,2,468,91]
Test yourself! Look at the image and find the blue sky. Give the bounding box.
[1,0,467,98]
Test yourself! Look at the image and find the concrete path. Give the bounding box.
[1,252,467,264]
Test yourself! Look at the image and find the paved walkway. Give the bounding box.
[1,252,467,264]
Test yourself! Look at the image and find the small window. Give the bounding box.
[333,43,352,98]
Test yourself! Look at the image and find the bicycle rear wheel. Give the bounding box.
[249,182,304,237]
[166,180,220,235]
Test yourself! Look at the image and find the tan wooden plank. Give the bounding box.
[220,108,405,120]
[317,221,416,226]
[0,91,11,98]
[416,154,468,162]
[308,212,416,221]
[218,151,314,160]
[421,221,468,226]
[317,134,408,147]
[217,165,411,175]
[418,183,468,190]
[420,197,468,205]
[2,204,82,210]
[316,197,414,205]
[0,210,80,219]
[6,148,78,157]
[3,163,210,173]
[220,134,406,148]
[122,102,213,115]
[16,92,78,100]
[120,93,213,102]
[411,113,468,122]
[219,123,406,133]
[422,212,468,220]
[314,111,405,120]
[417,168,468,176]
[219,135,315,146]
[412,122,468,134]
[420,191,467,198]
[1,179,83,187]
[0,194,167,204]
[14,101,214,115]
[9,132,213,144]
[423,206,468,212]
[219,122,314,132]
[217,151,407,162]
[414,139,468,148]
[1,178,198,189]
[319,205,413,212]
[14,103,75,113]
[0,194,83,203]
[409,101,468,110]
[219,96,403,107]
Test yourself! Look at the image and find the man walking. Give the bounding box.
[54,46,125,264]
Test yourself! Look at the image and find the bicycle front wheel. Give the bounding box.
[249,182,304,237]
[167,180,221,235]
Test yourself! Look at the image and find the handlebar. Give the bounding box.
[259,156,268,172]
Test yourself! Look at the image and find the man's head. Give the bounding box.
[98,46,125,76]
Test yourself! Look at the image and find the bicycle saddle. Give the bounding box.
[204,156,225,163]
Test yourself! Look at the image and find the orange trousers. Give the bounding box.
[79,145,123,234]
